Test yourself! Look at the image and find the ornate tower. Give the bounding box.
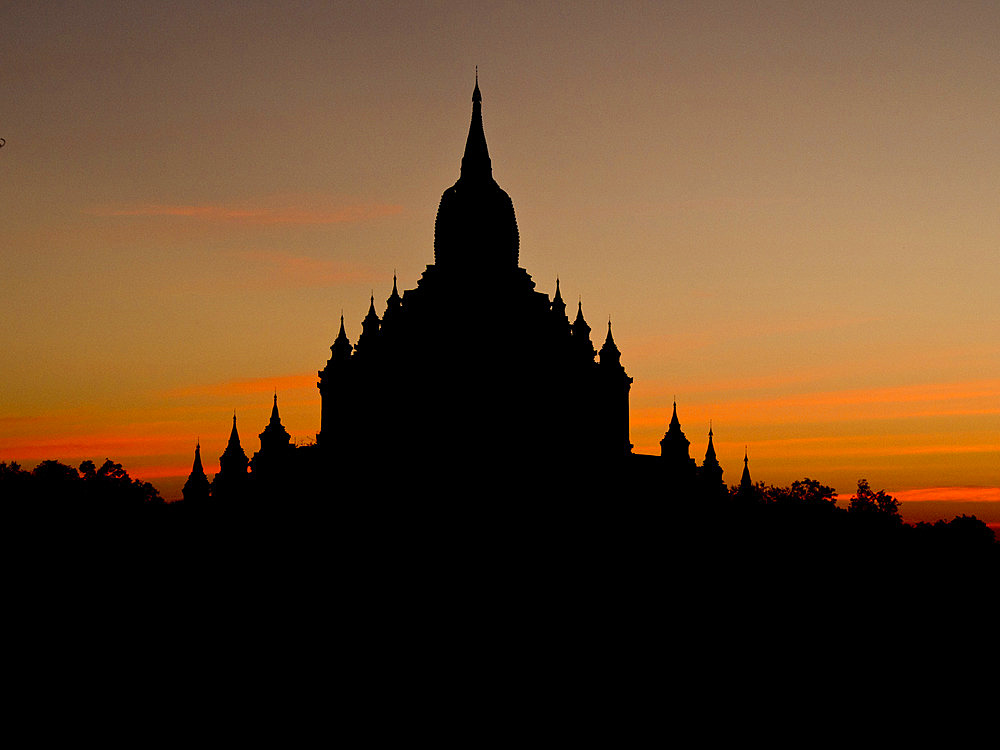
[382,274,403,333]
[317,315,353,448]
[598,320,634,458]
[355,294,381,360]
[251,393,294,489]
[699,424,725,496]
[737,448,754,500]
[181,441,211,503]
[570,300,596,365]
[213,413,249,500]
[551,278,569,335]
[660,401,697,482]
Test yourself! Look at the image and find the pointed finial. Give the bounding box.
[553,277,564,303]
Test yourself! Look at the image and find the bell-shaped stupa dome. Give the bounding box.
[433,74,520,272]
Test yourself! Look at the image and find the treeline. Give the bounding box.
[1,459,163,513]
[1,458,996,574]
[732,475,996,559]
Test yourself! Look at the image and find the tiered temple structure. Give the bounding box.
[185,77,738,502]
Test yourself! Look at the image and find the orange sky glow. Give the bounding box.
[1,2,997,529]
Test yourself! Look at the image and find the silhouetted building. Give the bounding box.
[196,77,734,502]
[316,74,634,484]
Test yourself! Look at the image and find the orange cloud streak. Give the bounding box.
[631,378,1000,427]
[892,487,1000,505]
[167,373,318,398]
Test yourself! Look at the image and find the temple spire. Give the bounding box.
[214,412,249,499]
[193,440,204,473]
[669,400,681,429]
[571,299,596,363]
[383,272,403,331]
[330,313,353,363]
[599,318,622,368]
[699,422,724,495]
[604,318,617,347]
[258,391,292,457]
[461,70,492,181]
[356,293,382,357]
[740,447,752,494]
[228,412,240,448]
[433,76,519,269]
[269,391,280,426]
[182,439,211,503]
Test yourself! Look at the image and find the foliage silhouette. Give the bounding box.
[3,458,163,515]
[848,478,902,521]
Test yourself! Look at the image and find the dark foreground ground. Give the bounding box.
[5,466,995,740]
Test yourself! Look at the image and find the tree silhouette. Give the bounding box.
[2,458,163,512]
[848,478,901,521]
[733,477,837,507]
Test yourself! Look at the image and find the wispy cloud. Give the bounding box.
[90,198,403,225]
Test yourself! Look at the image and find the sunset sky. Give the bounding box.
[2,1,997,525]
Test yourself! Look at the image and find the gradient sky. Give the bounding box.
[2,1,997,525]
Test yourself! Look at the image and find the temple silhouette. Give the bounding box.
[184,77,741,504]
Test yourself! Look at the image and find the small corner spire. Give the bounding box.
[604,317,617,346]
